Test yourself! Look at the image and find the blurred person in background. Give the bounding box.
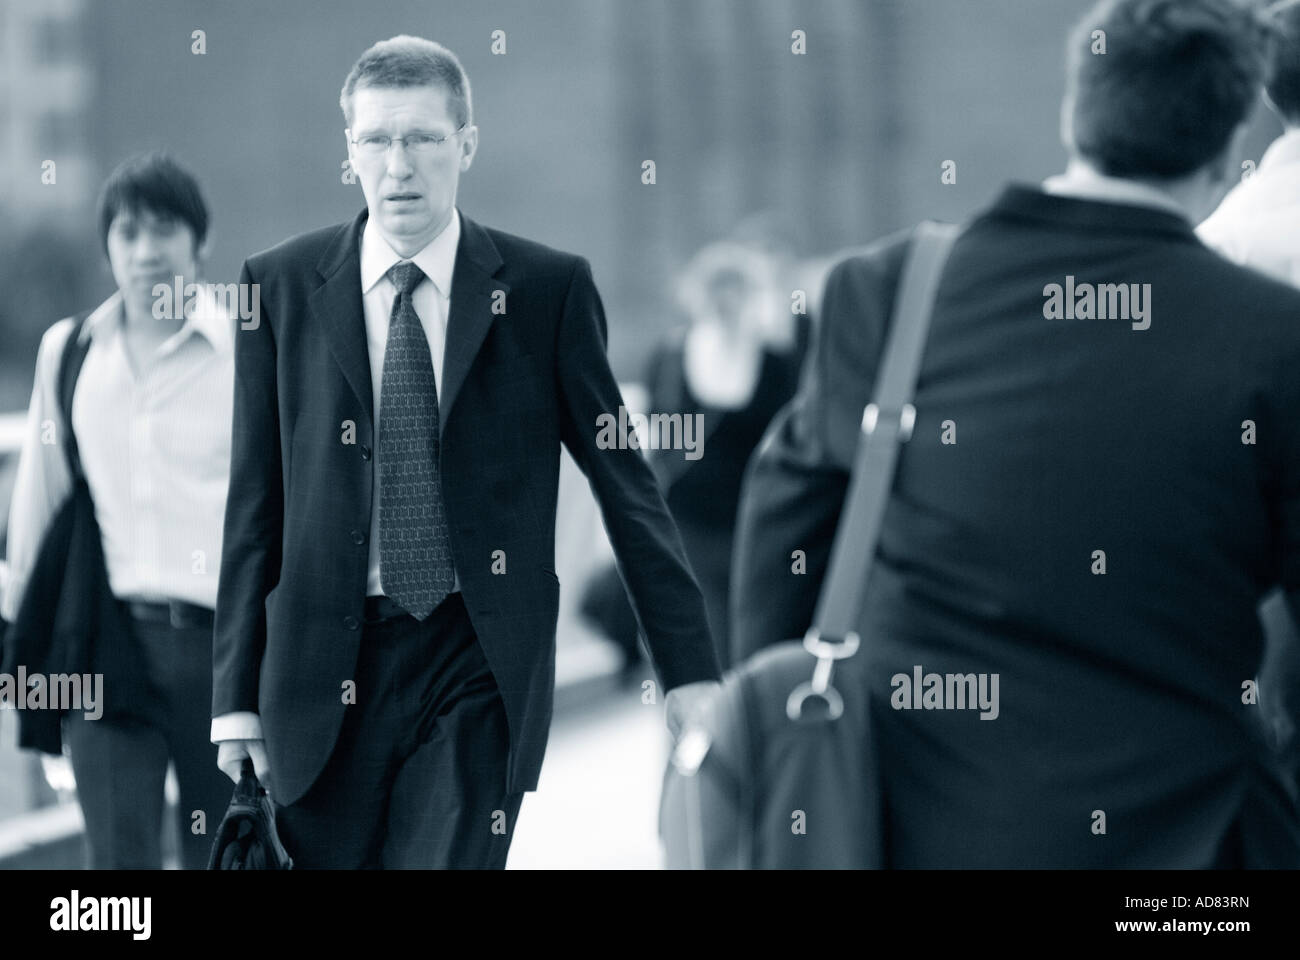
[1199,0,1300,282]
[1,152,235,869]
[734,0,1300,867]
[1199,0,1300,805]
[580,240,807,676]
[644,242,807,671]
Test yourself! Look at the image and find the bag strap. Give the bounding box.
[808,221,959,643]
[55,311,94,483]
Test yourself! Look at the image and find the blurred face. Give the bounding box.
[105,206,199,321]
[345,84,477,257]
[706,272,752,329]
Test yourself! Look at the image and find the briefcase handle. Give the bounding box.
[233,757,265,803]
[788,221,960,721]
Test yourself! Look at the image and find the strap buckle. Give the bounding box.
[861,402,916,442]
[786,628,860,722]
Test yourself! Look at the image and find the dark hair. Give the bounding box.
[1066,0,1275,178]
[1265,0,1300,123]
[340,35,472,130]
[97,151,210,256]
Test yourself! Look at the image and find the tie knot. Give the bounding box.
[389,260,424,297]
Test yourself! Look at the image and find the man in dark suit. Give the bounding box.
[211,35,720,868]
[732,0,1300,867]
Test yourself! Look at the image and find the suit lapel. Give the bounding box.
[440,211,508,439]
[310,209,374,428]
[308,207,508,439]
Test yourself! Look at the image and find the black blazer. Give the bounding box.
[214,208,720,805]
[732,185,1300,867]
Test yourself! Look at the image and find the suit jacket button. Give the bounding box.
[350,529,366,545]
[360,445,371,460]
[343,615,359,630]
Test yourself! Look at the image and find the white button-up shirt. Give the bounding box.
[210,209,463,745]
[359,206,462,597]
[2,286,235,624]
[1198,128,1300,287]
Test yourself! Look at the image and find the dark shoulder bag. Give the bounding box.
[658,221,960,868]
[4,312,149,752]
[3,313,93,751]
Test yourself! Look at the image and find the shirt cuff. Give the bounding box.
[211,711,263,743]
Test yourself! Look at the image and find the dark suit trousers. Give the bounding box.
[273,591,523,868]
[64,606,232,870]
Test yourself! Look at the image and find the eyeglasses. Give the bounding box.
[349,125,466,157]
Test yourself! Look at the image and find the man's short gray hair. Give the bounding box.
[340,35,472,129]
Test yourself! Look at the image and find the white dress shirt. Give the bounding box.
[2,287,235,624]
[360,207,463,598]
[210,209,463,745]
[1197,128,1300,287]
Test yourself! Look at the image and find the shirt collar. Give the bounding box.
[981,182,1200,243]
[1258,127,1300,172]
[1041,161,1190,221]
[78,283,234,355]
[78,290,125,345]
[360,207,461,297]
[185,283,236,354]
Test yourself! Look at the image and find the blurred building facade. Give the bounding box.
[3,0,1286,388]
[0,0,98,409]
[1,0,95,228]
[1,0,1130,383]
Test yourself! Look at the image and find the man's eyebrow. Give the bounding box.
[355,125,454,135]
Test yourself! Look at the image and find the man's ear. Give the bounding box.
[1194,121,1252,224]
[1263,88,1283,121]
[459,125,479,173]
[195,233,213,270]
[1058,87,1077,155]
[344,128,358,170]
[1217,121,1252,185]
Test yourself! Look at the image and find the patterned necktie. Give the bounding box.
[378,260,456,620]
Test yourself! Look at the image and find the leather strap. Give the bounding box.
[56,311,94,483]
[809,221,960,642]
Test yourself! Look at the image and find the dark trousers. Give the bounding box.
[64,606,232,870]
[273,591,523,869]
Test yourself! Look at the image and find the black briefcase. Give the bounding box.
[207,759,294,870]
